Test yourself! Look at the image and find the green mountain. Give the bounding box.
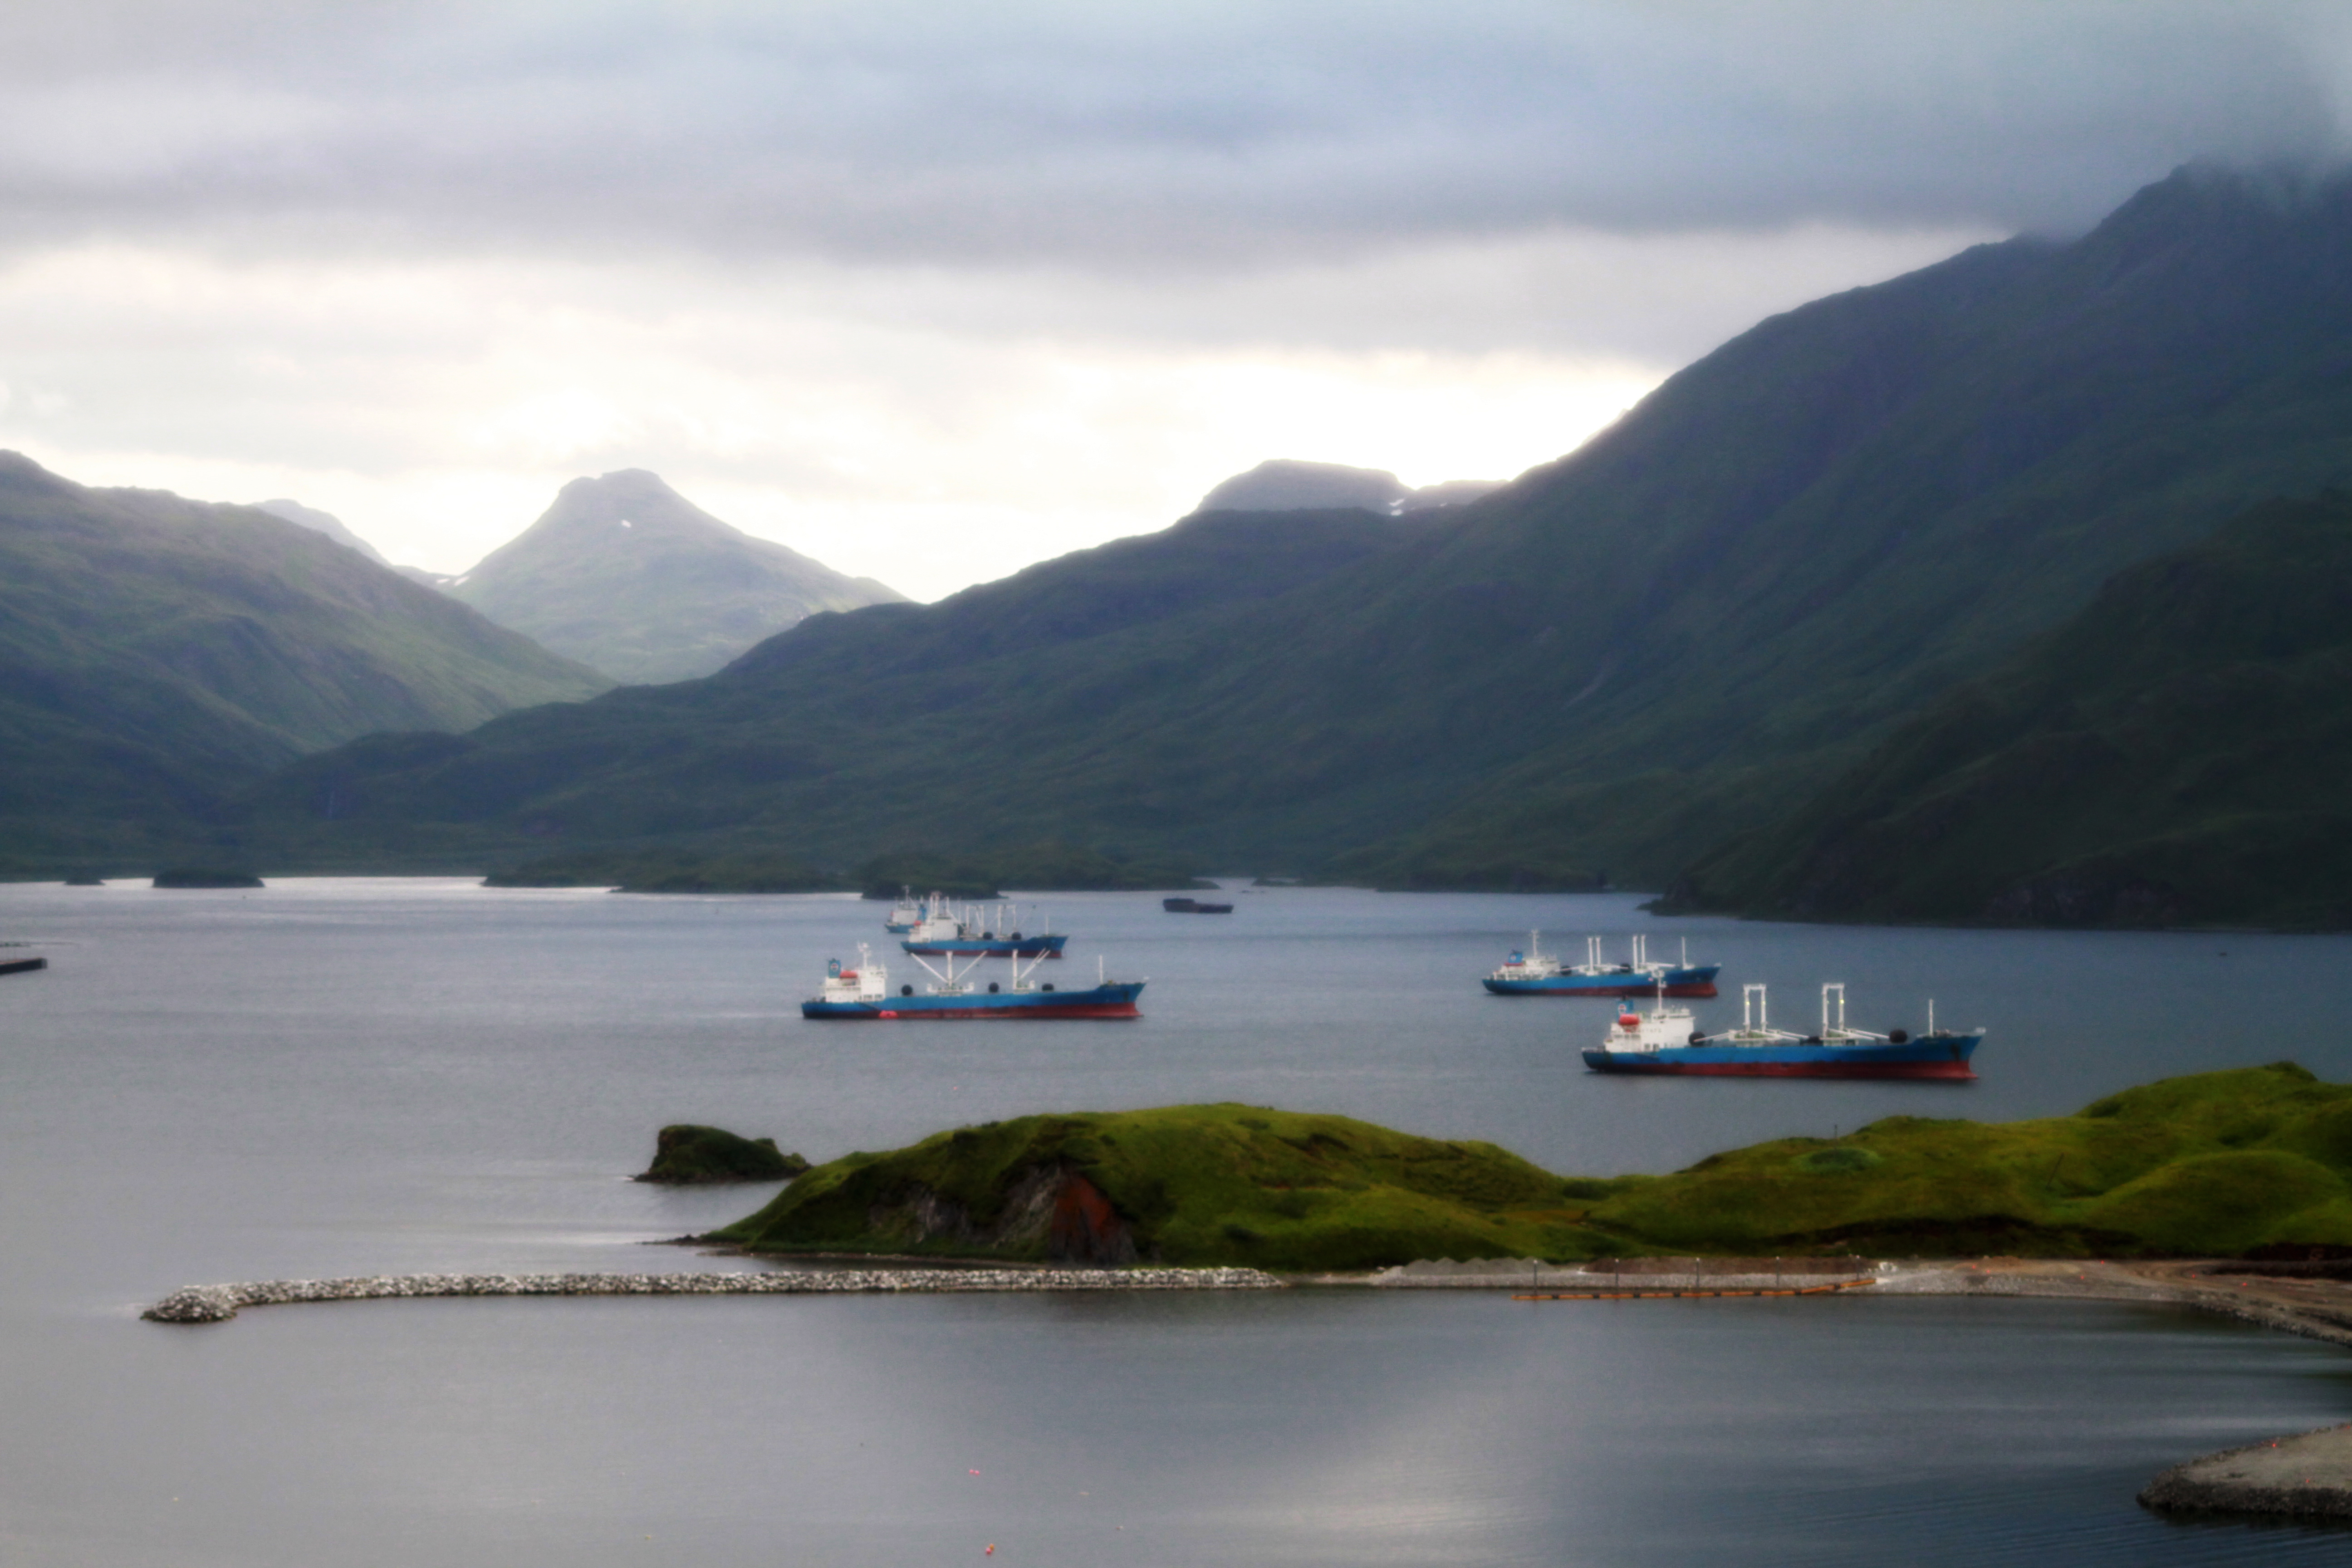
[239,166,2352,891]
[1666,493,2352,929]
[447,470,903,684]
[713,1064,2352,1268]
[233,504,1429,862]
[1328,165,2352,890]
[0,453,611,865]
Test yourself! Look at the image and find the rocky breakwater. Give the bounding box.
[1370,1256,1878,1290]
[144,1267,1283,1324]
[2141,1423,2352,1520]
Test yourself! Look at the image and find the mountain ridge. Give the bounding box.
[1664,491,2352,930]
[231,505,1432,863]
[225,165,2352,912]
[0,452,612,864]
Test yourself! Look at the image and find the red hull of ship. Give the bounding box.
[1539,983,1718,999]
[854,1003,1140,1020]
[1594,1059,1975,1080]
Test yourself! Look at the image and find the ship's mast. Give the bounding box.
[1008,944,1050,987]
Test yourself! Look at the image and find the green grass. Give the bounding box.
[636,1125,808,1184]
[713,1064,2352,1269]
[712,1103,1613,1271]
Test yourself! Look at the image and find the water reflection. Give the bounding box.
[0,879,2347,1564]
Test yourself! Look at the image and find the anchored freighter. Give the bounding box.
[881,887,923,934]
[1485,933,1720,997]
[803,944,1141,1020]
[1581,983,1981,1079]
[899,897,1068,959]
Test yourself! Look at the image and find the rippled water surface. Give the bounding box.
[1,879,2347,1565]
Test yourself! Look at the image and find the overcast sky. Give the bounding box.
[0,1,2344,598]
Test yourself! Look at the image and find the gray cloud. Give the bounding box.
[0,1,2338,268]
[5,1,2347,599]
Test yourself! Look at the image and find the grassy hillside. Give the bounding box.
[234,505,1429,864]
[713,1065,2352,1269]
[713,1103,1604,1272]
[0,453,611,867]
[1670,493,2352,928]
[451,470,902,684]
[240,167,2352,892]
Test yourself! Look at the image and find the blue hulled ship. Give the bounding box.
[881,887,923,934]
[1582,983,1981,1079]
[900,897,1068,959]
[804,945,1141,1020]
[1485,933,1720,998]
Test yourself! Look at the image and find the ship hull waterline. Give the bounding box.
[803,981,1142,1020]
[901,935,1068,959]
[1582,1034,1981,1079]
[1486,965,1720,999]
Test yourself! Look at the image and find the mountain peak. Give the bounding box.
[2068,160,2352,268]
[1197,459,1503,517]
[531,469,732,541]
[450,471,905,684]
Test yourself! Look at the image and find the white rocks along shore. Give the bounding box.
[143,1267,1284,1324]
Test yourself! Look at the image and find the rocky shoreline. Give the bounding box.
[2139,1424,2352,1520]
[137,1254,2352,1522]
[140,1254,2352,1339]
[142,1266,1283,1324]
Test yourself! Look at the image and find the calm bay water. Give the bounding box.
[1,878,2348,1564]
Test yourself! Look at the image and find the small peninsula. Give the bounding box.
[710,1064,2352,1270]
[152,868,265,889]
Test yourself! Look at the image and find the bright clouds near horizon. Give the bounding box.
[0,3,2343,599]
[0,226,1979,596]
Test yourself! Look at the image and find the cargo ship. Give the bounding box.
[1582,982,1981,1079]
[901,899,1068,959]
[1162,897,1234,914]
[881,888,923,934]
[1485,933,1719,998]
[803,944,1142,1020]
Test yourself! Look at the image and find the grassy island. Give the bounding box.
[636,1125,808,1184]
[713,1064,2352,1270]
